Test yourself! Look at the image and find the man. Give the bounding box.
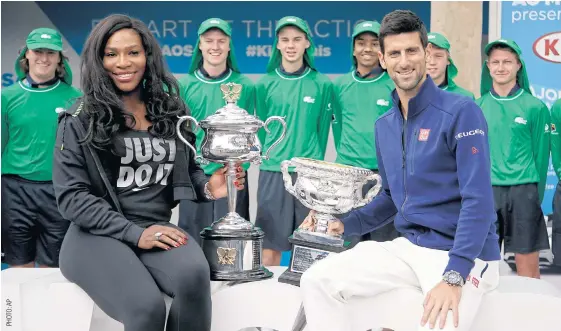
[477,39,550,279]
[178,18,254,243]
[426,32,474,98]
[551,98,561,268]
[331,20,398,243]
[300,10,500,331]
[255,16,333,266]
[1,28,81,268]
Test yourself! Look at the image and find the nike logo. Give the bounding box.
[132,186,150,192]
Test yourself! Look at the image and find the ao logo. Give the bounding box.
[512,1,561,6]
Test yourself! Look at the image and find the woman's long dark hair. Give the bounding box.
[80,14,190,151]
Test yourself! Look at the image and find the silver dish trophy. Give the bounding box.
[177,82,287,282]
[278,157,382,286]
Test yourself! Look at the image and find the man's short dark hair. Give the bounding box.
[379,10,428,54]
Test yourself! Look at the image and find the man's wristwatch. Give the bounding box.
[204,182,216,200]
[442,270,465,287]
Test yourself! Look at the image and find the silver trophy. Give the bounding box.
[177,82,287,282]
[279,157,382,285]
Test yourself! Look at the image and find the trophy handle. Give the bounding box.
[176,115,208,165]
[356,173,383,207]
[280,160,296,196]
[262,116,287,160]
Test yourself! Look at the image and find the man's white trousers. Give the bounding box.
[300,237,499,331]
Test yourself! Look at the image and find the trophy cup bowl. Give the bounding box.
[177,82,287,282]
[278,157,382,286]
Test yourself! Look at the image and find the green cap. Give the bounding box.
[427,32,458,83]
[266,16,316,73]
[27,28,63,51]
[350,21,381,69]
[480,39,531,96]
[188,18,240,74]
[14,28,72,84]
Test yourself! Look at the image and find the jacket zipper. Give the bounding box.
[401,117,408,214]
[71,105,125,215]
[410,130,418,175]
[400,116,417,243]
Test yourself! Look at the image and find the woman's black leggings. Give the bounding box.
[59,224,211,331]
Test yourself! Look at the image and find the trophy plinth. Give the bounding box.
[177,82,287,282]
[199,226,273,281]
[279,234,351,286]
[278,157,382,286]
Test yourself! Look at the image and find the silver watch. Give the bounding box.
[204,182,216,200]
[442,270,465,287]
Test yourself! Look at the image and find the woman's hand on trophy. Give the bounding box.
[138,225,188,250]
[299,210,317,231]
[208,164,246,199]
[327,220,345,236]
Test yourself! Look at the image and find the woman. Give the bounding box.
[52,14,245,331]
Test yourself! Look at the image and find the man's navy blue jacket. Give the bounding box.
[343,76,501,280]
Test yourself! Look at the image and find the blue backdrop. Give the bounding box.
[37,1,431,75]
[500,1,561,215]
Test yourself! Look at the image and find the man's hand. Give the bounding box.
[138,225,187,250]
[300,211,344,236]
[327,219,344,236]
[299,210,317,231]
[421,281,462,329]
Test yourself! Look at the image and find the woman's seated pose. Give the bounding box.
[52,14,246,331]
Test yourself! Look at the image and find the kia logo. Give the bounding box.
[532,31,561,64]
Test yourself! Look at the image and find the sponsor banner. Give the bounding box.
[31,1,431,77]
[501,1,561,214]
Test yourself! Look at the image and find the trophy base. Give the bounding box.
[278,235,351,287]
[292,229,345,247]
[201,226,273,282]
[211,266,273,282]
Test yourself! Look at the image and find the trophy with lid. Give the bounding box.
[177,82,286,281]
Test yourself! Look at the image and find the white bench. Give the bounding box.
[211,267,561,331]
[1,267,231,331]
[2,268,73,331]
[3,266,561,331]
